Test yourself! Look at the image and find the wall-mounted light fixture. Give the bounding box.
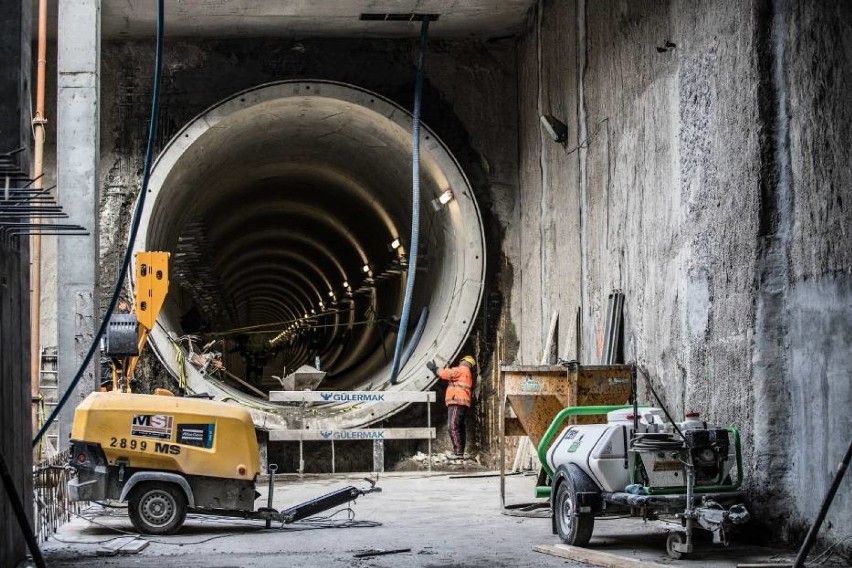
[362,263,371,273]
[388,238,402,251]
[540,114,568,143]
[431,189,454,211]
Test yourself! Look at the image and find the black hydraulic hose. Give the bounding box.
[390,18,430,385]
[33,0,165,447]
[0,453,46,568]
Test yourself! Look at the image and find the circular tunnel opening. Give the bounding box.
[135,81,485,429]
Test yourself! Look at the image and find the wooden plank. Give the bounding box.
[269,427,436,442]
[269,390,436,403]
[533,544,668,567]
[97,537,149,556]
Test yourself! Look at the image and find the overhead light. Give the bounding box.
[540,114,568,143]
[342,280,350,289]
[362,263,371,273]
[328,290,335,297]
[388,238,401,251]
[431,189,454,211]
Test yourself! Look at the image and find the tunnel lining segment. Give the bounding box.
[133,81,486,430]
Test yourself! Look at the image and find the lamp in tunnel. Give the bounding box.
[540,114,568,143]
[431,189,454,211]
[388,237,402,251]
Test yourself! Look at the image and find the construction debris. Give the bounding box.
[533,544,666,567]
[353,548,411,558]
[96,536,149,557]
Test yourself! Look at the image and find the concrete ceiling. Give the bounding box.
[80,1,536,39]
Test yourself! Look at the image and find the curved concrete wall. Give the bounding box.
[134,81,486,429]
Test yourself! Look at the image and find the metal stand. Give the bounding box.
[265,463,278,528]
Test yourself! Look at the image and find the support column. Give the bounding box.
[56,0,100,441]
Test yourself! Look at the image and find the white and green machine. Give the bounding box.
[539,398,749,559]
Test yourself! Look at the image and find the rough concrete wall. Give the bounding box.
[0,0,33,564]
[511,0,851,547]
[511,0,582,366]
[780,0,852,543]
[0,244,32,566]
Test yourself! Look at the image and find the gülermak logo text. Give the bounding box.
[320,392,386,402]
[320,430,385,440]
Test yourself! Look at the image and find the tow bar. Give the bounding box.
[254,466,381,525]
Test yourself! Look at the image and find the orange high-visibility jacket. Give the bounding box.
[437,365,473,407]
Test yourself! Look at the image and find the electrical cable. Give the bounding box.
[390,18,430,385]
[69,503,380,545]
[32,0,165,448]
[809,534,852,565]
[634,364,685,440]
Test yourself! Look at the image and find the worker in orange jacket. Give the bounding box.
[427,355,476,459]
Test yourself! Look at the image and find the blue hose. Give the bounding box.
[390,19,430,385]
[33,0,165,447]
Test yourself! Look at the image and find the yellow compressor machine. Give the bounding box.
[68,252,379,534]
[68,391,379,534]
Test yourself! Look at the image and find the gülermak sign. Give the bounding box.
[320,392,386,402]
[320,430,386,440]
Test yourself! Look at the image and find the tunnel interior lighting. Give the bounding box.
[362,263,371,273]
[389,238,401,251]
[431,189,454,210]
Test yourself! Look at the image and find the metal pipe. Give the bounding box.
[30,0,48,445]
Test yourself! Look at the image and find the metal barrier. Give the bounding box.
[32,451,84,542]
[268,390,436,473]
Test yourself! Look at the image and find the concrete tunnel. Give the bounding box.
[133,80,486,430]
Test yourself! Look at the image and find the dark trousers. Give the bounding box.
[447,404,467,455]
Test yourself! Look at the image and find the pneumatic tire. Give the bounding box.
[128,481,187,535]
[554,478,595,546]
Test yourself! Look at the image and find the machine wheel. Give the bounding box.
[554,478,595,546]
[128,481,187,535]
[666,532,687,559]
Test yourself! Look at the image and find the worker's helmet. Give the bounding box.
[461,355,476,368]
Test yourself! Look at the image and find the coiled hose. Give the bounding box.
[389,18,430,384]
[33,0,165,447]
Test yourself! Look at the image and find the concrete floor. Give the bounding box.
[42,472,802,567]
